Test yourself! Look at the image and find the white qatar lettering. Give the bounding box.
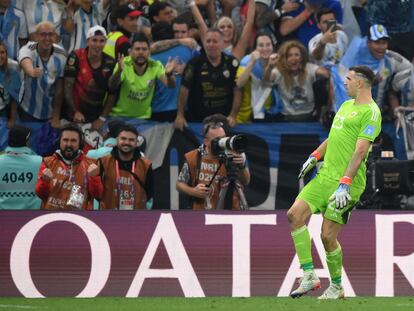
[375,214,414,296]
[10,213,111,298]
[205,214,277,297]
[126,213,204,297]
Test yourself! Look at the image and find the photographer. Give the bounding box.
[176,114,250,210]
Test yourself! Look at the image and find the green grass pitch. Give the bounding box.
[1,297,414,311]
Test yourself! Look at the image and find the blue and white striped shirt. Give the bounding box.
[0,59,21,110]
[22,0,65,35]
[392,67,414,107]
[68,2,105,52]
[18,42,67,120]
[0,6,28,60]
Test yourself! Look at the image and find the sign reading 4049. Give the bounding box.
[2,172,34,183]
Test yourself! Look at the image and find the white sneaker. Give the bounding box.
[318,283,345,299]
[290,271,321,298]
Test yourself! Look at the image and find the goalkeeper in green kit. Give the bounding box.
[287,66,381,299]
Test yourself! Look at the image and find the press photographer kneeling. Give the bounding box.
[176,115,250,210]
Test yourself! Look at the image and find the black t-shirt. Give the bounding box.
[181,52,239,122]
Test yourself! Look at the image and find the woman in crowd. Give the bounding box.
[236,33,282,123]
[265,40,331,121]
[0,41,21,128]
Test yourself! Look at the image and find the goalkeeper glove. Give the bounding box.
[298,150,321,179]
[329,176,352,209]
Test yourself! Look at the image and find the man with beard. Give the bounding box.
[108,31,178,119]
[94,125,153,210]
[64,25,116,130]
[35,123,103,210]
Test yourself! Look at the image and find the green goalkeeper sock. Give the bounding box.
[291,225,314,271]
[326,243,342,285]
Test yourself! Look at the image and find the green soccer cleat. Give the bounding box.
[290,271,321,298]
[318,283,345,300]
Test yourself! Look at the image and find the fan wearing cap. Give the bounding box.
[62,0,108,52]
[340,24,412,113]
[63,25,116,130]
[367,0,414,61]
[0,126,42,210]
[103,3,142,59]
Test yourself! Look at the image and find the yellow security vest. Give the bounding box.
[103,31,124,58]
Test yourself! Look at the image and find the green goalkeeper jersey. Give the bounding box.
[319,99,382,189]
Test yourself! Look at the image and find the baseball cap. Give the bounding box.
[86,25,107,39]
[116,4,142,19]
[369,24,390,41]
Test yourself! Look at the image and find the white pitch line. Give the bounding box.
[0,305,38,309]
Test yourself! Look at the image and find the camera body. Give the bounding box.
[210,134,248,157]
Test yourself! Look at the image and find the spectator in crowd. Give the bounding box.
[109,32,178,119]
[63,25,116,130]
[87,119,126,159]
[0,41,21,128]
[176,114,250,210]
[0,0,28,60]
[172,15,190,39]
[166,0,193,16]
[367,0,414,61]
[0,126,42,210]
[390,65,414,112]
[254,0,300,44]
[150,16,199,54]
[103,3,142,59]
[35,123,103,210]
[148,1,175,25]
[95,124,153,210]
[339,24,412,115]
[18,21,66,128]
[174,28,241,130]
[62,0,108,52]
[308,8,348,67]
[151,21,196,122]
[236,32,281,123]
[265,40,330,121]
[279,0,343,47]
[189,0,255,60]
[21,0,66,40]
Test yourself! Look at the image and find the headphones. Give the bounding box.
[57,123,85,150]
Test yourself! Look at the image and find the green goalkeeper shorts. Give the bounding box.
[297,173,365,225]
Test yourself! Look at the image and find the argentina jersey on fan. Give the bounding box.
[18,42,67,120]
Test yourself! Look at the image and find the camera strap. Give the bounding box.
[194,151,202,187]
